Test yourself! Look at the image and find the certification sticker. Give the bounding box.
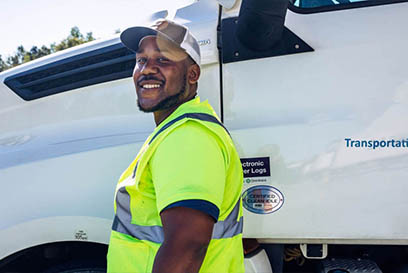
[242,185,284,214]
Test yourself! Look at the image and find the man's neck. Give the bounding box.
[153,93,197,126]
[153,104,181,126]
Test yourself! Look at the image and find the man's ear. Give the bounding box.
[187,64,200,84]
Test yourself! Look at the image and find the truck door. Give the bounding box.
[221,0,408,244]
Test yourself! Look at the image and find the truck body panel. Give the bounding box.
[1,0,407,270]
[222,2,408,242]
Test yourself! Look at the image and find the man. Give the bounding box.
[107,19,244,273]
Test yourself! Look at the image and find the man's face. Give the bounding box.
[133,36,190,112]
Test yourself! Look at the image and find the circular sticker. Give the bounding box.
[242,185,284,214]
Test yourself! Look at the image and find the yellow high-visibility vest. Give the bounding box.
[107,97,244,273]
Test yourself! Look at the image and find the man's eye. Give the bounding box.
[136,58,146,64]
[158,57,169,63]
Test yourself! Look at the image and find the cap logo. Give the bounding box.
[152,20,169,31]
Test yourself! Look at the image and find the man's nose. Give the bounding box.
[140,59,158,74]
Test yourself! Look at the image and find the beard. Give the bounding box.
[137,75,188,113]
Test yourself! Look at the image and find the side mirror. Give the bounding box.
[236,0,288,51]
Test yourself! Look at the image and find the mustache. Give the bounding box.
[137,75,165,85]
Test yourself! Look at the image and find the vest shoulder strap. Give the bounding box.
[132,112,229,181]
[149,112,230,145]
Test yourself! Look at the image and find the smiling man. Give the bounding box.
[107,19,244,273]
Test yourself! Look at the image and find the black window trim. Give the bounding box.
[288,0,408,14]
[4,42,136,101]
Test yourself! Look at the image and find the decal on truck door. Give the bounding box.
[242,185,284,214]
[241,157,271,184]
[241,157,270,178]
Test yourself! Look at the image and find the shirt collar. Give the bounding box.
[154,96,201,131]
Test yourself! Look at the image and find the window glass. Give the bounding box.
[290,0,404,11]
[291,0,365,9]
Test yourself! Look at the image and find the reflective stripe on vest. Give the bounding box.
[112,199,243,243]
[112,112,242,243]
[148,112,230,145]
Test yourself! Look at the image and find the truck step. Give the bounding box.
[319,258,382,273]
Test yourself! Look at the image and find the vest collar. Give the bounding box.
[154,96,215,131]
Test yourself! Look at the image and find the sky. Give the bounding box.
[0,0,194,58]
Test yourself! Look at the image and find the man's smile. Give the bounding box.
[142,83,161,89]
[137,78,165,95]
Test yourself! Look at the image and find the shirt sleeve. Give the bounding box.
[150,121,227,221]
[162,199,220,222]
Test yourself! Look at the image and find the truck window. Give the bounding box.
[4,43,135,101]
[289,0,407,13]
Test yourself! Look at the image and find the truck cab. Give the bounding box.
[1,0,407,272]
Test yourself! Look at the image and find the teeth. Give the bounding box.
[142,84,161,89]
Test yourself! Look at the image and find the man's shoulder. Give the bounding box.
[161,119,221,146]
[151,119,228,159]
[150,119,229,174]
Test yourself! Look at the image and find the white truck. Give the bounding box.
[1,0,407,272]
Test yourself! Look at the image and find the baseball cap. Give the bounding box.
[120,19,201,66]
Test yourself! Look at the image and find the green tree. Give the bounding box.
[0,26,96,72]
[55,26,95,51]
[0,55,8,72]
[16,45,26,63]
[86,32,95,42]
[6,55,20,68]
